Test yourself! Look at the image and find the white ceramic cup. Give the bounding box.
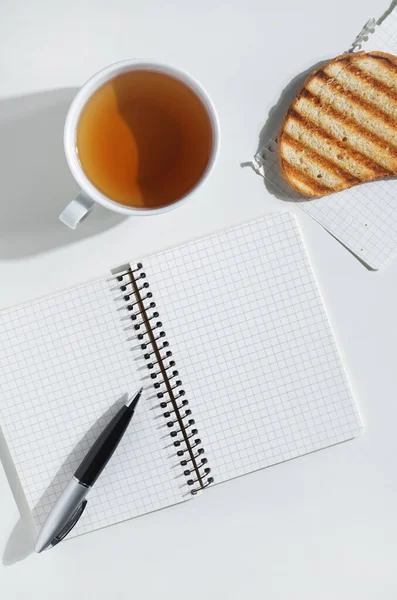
[61,60,220,229]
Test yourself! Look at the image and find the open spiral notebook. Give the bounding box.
[0,213,362,539]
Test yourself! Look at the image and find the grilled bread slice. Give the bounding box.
[278,51,397,197]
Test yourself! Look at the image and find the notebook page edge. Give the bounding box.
[293,217,365,435]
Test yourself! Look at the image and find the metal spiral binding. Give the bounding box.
[117,264,213,495]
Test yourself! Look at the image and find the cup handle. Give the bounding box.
[59,192,96,229]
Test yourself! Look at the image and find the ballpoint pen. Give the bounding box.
[35,387,142,553]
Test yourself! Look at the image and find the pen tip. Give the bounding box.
[126,388,143,410]
[34,540,48,554]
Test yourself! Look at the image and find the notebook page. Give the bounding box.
[0,278,185,538]
[138,213,362,485]
[254,5,397,270]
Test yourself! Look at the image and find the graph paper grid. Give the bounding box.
[0,279,185,538]
[0,213,362,539]
[140,213,362,485]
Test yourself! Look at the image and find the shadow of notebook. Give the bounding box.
[0,213,362,540]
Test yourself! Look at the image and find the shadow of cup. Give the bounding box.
[0,89,125,260]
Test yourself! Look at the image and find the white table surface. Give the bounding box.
[1,0,395,597]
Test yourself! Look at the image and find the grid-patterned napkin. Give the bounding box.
[254,5,397,270]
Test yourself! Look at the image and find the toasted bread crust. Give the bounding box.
[278,51,397,197]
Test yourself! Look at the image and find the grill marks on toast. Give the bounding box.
[326,63,397,119]
[284,111,388,180]
[281,163,331,196]
[354,54,397,92]
[279,51,397,197]
[295,93,397,172]
[307,74,397,147]
[281,133,360,186]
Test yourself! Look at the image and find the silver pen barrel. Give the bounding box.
[35,478,90,553]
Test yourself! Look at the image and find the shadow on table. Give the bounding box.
[0,89,124,260]
[1,397,125,565]
[0,427,36,565]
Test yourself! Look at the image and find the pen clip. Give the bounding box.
[49,500,88,548]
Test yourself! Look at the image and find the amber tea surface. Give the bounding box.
[76,70,213,208]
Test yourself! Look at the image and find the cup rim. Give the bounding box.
[64,59,220,216]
